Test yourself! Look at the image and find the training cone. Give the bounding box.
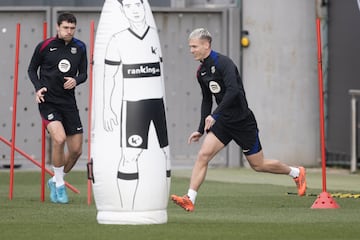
[311,191,340,209]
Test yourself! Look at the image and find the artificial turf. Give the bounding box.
[0,168,360,240]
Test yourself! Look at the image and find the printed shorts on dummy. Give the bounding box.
[125,98,169,149]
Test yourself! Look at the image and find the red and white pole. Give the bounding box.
[0,136,80,194]
[311,18,339,209]
[9,23,21,200]
[87,20,95,205]
[40,21,48,202]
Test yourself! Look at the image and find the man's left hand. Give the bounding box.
[63,77,76,89]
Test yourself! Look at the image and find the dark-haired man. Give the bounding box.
[28,12,88,204]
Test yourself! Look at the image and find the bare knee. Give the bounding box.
[52,135,66,147]
[250,163,266,172]
[196,149,213,166]
[249,159,283,173]
[67,137,83,161]
[246,150,268,172]
[70,148,82,160]
[74,149,82,159]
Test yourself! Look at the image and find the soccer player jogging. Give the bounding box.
[28,12,88,204]
[171,28,306,212]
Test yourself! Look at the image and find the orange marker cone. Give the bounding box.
[311,192,340,209]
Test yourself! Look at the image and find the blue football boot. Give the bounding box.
[47,178,57,203]
[56,185,69,204]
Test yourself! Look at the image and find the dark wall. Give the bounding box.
[327,0,360,164]
[0,0,170,7]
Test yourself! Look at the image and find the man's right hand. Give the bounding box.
[36,87,47,103]
[188,131,203,144]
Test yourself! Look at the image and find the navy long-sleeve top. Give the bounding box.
[196,50,251,134]
[28,36,87,109]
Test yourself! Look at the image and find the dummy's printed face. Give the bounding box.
[122,0,145,23]
[189,38,210,61]
[57,21,76,43]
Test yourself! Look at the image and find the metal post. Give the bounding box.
[351,95,357,173]
[349,89,360,173]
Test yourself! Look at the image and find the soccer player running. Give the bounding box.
[28,13,88,204]
[171,28,306,212]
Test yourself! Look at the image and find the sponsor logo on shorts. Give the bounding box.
[128,135,143,147]
[47,113,54,120]
[209,81,221,94]
[122,62,161,78]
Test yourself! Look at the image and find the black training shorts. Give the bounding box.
[210,110,262,155]
[39,102,83,136]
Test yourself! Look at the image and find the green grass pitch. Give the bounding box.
[1,168,360,240]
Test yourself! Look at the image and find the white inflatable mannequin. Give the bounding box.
[91,0,171,224]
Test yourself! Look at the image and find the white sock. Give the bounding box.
[53,166,65,187]
[187,189,197,204]
[289,167,300,178]
[52,172,66,182]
